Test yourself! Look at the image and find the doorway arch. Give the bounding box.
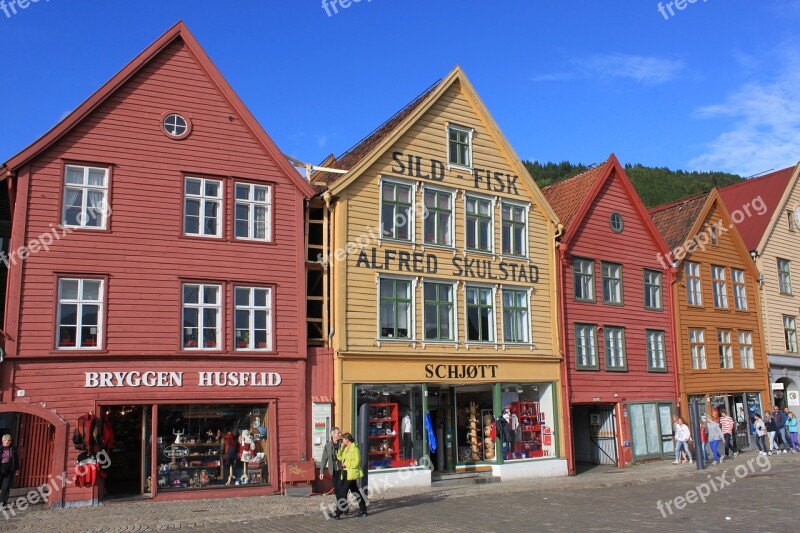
[774,377,799,410]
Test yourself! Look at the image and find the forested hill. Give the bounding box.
[523,160,744,208]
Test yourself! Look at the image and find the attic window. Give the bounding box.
[163,113,190,139]
[610,212,624,233]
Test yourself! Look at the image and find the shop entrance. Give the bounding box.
[572,404,618,467]
[101,405,151,499]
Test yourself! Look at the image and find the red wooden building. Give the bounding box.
[0,22,315,507]
[542,156,678,473]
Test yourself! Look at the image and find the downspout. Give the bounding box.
[668,266,681,416]
[554,224,575,475]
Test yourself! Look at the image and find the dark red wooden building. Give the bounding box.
[0,22,316,507]
[542,156,678,472]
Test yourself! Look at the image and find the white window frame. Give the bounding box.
[464,193,495,255]
[500,200,530,259]
[62,165,109,229]
[644,269,663,310]
[739,331,754,369]
[182,283,222,350]
[712,266,728,309]
[379,177,416,244]
[446,123,473,171]
[718,329,733,369]
[377,276,416,342]
[646,330,666,371]
[421,185,456,249]
[422,280,458,343]
[464,283,496,344]
[604,326,627,371]
[575,323,598,370]
[501,286,531,344]
[778,258,792,295]
[234,182,272,242]
[601,262,623,305]
[784,315,797,353]
[732,269,748,310]
[685,262,703,306]
[56,278,104,350]
[573,258,595,302]
[184,177,223,238]
[234,286,273,351]
[689,329,707,369]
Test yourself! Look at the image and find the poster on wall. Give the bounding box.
[311,403,332,465]
[788,390,800,406]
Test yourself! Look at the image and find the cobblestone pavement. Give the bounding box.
[4,452,800,532]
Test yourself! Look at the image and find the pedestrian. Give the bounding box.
[706,416,724,465]
[764,410,777,454]
[787,411,799,453]
[699,415,710,463]
[319,427,344,511]
[753,414,768,455]
[719,409,738,458]
[333,433,367,519]
[671,415,688,463]
[0,434,20,509]
[772,405,790,453]
[672,417,693,464]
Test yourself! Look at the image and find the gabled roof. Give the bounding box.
[543,154,670,254]
[650,192,710,252]
[2,21,315,197]
[718,165,796,252]
[314,66,559,225]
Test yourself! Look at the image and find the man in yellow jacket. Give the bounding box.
[333,432,367,519]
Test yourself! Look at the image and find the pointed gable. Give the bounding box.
[541,161,609,228]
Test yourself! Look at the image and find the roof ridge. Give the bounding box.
[649,191,711,214]
[718,165,794,192]
[541,160,606,191]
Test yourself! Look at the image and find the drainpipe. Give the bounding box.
[555,226,575,475]
[668,265,681,416]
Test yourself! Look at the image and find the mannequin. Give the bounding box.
[222,431,237,486]
[401,412,413,459]
[496,408,513,459]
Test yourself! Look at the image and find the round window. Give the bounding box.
[163,113,190,138]
[610,212,624,233]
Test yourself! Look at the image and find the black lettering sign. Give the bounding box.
[423,364,500,381]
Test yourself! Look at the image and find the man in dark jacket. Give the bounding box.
[319,427,343,508]
[773,405,790,453]
[1,434,20,509]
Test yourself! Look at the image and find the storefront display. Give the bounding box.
[156,404,270,491]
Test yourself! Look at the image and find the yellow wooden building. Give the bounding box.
[311,67,566,484]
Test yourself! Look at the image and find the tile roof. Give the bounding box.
[316,80,441,184]
[718,166,795,251]
[541,160,610,227]
[649,192,710,251]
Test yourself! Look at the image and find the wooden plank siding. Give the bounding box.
[563,171,676,404]
[673,199,769,408]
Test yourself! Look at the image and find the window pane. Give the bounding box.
[59,303,77,325]
[65,167,84,184]
[236,184,250,200]
[254,310,268,330]
[183,285,199,304]
[185,179,201,196]
[235,309,249,330]
[60,280,80,300]
[205,181,220,197]
[254,289,268,307]
[82,280,101,301]
[203,286,218,304]
[87,168,106,186]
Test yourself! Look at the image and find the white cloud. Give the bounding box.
[689,57,800,176]
[532,53,684,85]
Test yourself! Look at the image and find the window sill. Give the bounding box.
[463,248,494,257]
[447,164,473,173]
[232,237,276,246]
[49,349,109,355]
[500,254,530,262]
[576,367,600,371]
[644,306,664,312]
[647,368,668,373]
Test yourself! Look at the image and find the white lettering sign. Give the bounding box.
[84,371,282,388]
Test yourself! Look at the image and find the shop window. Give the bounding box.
[57,278,103,349]
[465,195,493,252]
[423,281,455,341]
[156,404,270,490]
[573,258,595,302]
[423,188,453,247]
[381,180,413,241]
[629,402,673,459]
[355,385,424,470]
[234,286,272,350]
[455,384,495,463]
[234,182,271,241]
[501,202,527,257]
[500,383,555,461]
[502,288,529,343]
[379,277,413,340]
[62,164,109,229]
[184,177,222,237]
[466,285,494,342]
[643,269,662,310]
[732,269,747,310]
[182,283,221,349]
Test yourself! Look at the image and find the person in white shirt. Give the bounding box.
[401,413,413,459]
[673,417,693,464]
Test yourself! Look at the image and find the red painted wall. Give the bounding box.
[1,37,310,503]
[563,172,677,405]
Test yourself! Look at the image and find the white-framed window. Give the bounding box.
[739,331,754,369]
[379,277,414,340]
[423,281,455,342]
[575,324,598,370]
[689,329,707,369]
[502,287,530,343]
[732,269,748,310]
[62,165,109,229]
[501,202,527,257]
[602,262,623,304]
[381,179,414,242]
[712,266,728,309]
[235,183,272,241]
[184,177,222,237]
[604,326,627,370]
[685,262,702,306]
[234,286,272,351]
[646,330,666,371]
[778,258,792,295]
[182,283,221,350]
[423,187,454,247]
[644,269,662,310]
[465,195,493,252]
[784,315,797,353]
[718,329,733,369]
[447,124,472,168]
[57,278,103,349]
[573,258,595,302]
[466,285,495,342]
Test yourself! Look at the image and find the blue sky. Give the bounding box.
[1,0,799,177]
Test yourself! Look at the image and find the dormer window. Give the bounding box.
[448,125,472,168]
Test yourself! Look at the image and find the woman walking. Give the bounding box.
[753,413,768,455]
[333,433,368,519]
[787,411,799,453]
[764,411,777,455]
[673,417,693,464]
[706,416,724,465]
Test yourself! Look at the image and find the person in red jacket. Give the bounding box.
[699,415,710,462]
